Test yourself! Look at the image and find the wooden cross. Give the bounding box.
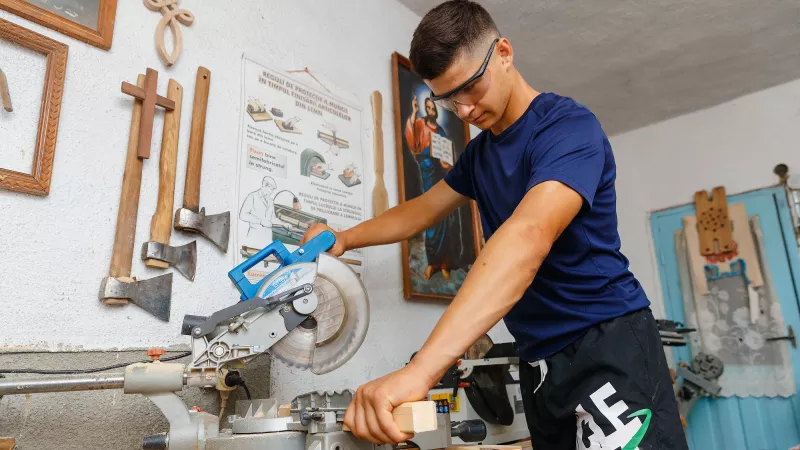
[121,68,175,159]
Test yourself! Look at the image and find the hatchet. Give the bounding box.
[141,79,197,280]
[100,73,172,321]
[173,66,230,251]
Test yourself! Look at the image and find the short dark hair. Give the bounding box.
[409,0,500,80]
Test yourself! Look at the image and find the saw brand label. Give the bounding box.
[261,267,307,297]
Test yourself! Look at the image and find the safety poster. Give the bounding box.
[234,55,366,281]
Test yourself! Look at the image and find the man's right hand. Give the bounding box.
[300,223,348,257]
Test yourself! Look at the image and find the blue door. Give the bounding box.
[650,186,800,449]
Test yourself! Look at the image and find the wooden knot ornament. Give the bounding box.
[144,0,194,66]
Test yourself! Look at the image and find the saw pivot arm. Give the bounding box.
[187,283,314,338]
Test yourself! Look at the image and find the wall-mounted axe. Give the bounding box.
[99,73,172,321]
[141,79,197,280]
[173,67,230,251]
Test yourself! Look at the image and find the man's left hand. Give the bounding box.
[344,364,435,445]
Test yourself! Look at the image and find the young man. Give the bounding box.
[300,1,687,449]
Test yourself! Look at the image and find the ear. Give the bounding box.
[497,38,514,70]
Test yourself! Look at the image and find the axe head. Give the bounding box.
[99,274,173,321]
[142,240,198,281]
[174,207,230,252]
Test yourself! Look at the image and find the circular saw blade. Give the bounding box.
[269,253,369,374]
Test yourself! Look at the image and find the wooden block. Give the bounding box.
[342,401,437,434]
[248,110,273,122]
[393,401,437,433]
[278,403,291,418]
[0,437,15,450]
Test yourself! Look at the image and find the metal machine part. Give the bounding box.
[141,240,198,281]
[230,399,294,434]
[450,419,487,442]
[0,374,125,395]
[675,353,724,425]
[98,274,173,321]
[656,319,696,346]
[425,343,529,446]
[290,390,352,434]
[173,206,231,251]
[269,256,369,374]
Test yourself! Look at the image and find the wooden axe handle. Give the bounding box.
[110,74,146,280]
[145,79,183,268]
[183,66,211,212]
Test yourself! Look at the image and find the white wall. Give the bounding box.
[609,78,800,318]
[0,0,514,398]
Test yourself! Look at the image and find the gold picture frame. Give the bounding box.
[0,0,116,50]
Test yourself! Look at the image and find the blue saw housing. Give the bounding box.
[228,231,336,301]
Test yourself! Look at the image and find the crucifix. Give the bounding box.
[121,68,175,159]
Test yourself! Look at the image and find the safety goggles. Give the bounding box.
[429,38,499,112]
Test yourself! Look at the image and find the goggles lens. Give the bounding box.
[432,69,492,112]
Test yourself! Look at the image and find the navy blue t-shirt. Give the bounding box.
[444,92,650,361]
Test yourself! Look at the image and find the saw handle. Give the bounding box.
[228,231,336,301]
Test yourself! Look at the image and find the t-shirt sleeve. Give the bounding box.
[444,143,475,199]
[527,114,606,208]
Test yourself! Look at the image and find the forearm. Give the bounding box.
[342,182,465,250]
[408,218,553,385]
[343,197,440,249]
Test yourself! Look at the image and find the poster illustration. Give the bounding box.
[391,52,483,301]
[235,56,365,281]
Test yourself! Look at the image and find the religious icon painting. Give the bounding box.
[391,52,484,301]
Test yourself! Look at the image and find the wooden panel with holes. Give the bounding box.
[694,186,734,256]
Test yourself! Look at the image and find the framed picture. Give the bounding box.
[0,18,67,196]
[0,0,116,50]
[391,52,484,301]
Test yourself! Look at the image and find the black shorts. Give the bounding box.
[519,308,688,450]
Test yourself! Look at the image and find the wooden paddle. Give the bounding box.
[371,91,389,217]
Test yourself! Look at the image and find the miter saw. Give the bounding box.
[0,232,481,450]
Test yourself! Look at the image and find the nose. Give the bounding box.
[455,102,475,119]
